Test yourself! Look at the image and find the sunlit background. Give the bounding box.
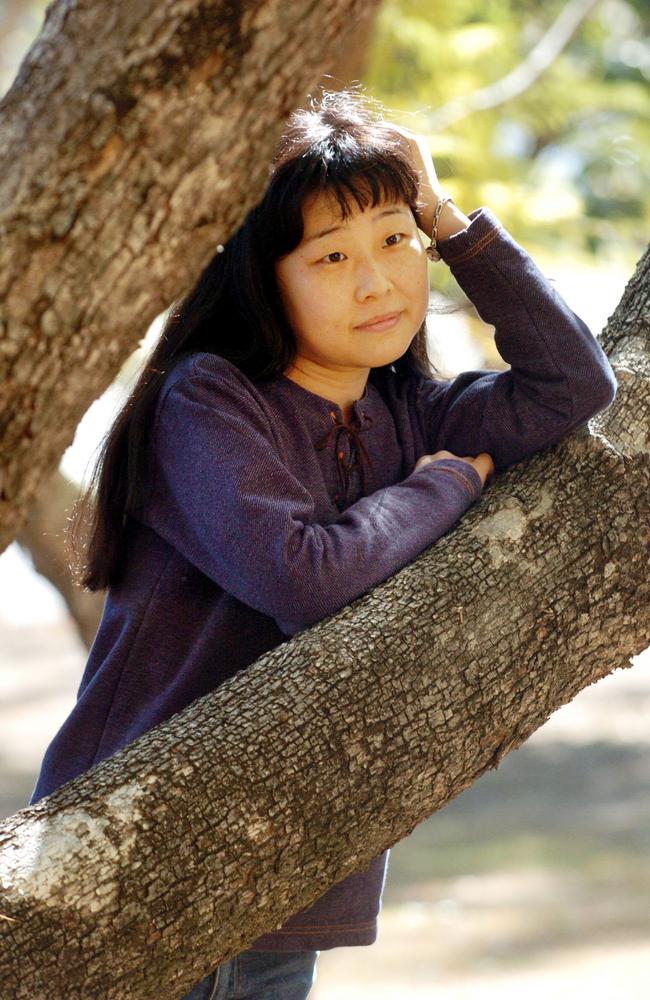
[1,0,649,996]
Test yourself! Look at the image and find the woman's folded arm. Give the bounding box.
[140,367,483,636]
[415,208,617,472]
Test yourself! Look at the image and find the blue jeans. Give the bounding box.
[180,948,319,999]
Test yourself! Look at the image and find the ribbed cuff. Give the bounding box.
[414,457,483,502]
[436,207,503,268]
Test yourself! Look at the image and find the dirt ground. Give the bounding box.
[2,618,649,999]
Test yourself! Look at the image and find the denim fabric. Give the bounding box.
[179,949,318,1000]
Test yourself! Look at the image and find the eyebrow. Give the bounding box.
[303,207,411,245]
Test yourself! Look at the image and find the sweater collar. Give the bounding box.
[276,373,376,429]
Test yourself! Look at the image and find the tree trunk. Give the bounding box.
[0,243,648,996]
[0,0,371,551]
[15,468,105,649]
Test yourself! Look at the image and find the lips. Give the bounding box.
[355,310,403,330]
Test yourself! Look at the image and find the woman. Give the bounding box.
[29,87,616,998]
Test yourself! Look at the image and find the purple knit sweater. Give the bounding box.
[29,207,617,952]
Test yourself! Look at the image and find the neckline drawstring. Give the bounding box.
[316,409,375,508]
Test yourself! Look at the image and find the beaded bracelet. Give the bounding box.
[425,195,455,262]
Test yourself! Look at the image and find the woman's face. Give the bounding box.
[274,187,430,375]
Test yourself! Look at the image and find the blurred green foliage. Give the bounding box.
[362,0,650,268]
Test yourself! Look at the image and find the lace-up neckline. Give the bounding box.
[276,373,377,510]
[316,409,375,509]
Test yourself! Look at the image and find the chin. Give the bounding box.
[369,335,417,365]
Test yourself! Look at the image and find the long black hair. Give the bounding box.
[72,85,441,591]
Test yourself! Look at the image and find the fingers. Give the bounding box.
[446,454,494,490]
[414,452,495,490]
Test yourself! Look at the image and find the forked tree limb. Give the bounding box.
[425,0,603,131]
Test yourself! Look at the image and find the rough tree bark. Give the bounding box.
[0,251,648,994]
[0,0,374,550]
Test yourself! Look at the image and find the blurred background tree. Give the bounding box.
[364,0,649,267]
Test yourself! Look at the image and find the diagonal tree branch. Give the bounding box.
[425,0,603,132]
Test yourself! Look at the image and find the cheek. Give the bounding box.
[400,255,430,316]
[279,273,338,339]
[294,278,331,326]
[276,269,313,329]
[417,263,430,305]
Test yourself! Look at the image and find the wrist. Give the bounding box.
[435,201,471,241]
[423,197,472,262]
[420,198,471,249]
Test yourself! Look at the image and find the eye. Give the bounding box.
[318,233,408,265]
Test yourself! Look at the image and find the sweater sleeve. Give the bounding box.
[141,365,483,637]
[415,207,618,472]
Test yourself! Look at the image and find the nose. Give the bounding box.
[354,257,394,301]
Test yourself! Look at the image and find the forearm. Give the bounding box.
[418,207,617,470]
[420,198,472,243]
[275,458,482,635]
[390,125,472,242]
